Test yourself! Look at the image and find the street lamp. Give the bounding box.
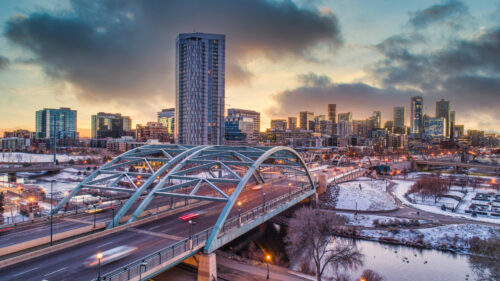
[237,201,242,225]
[288,182,292,198]
[96,252,103,281]
[93,204,97,228]
[111,208,115,228]
[50,180,54,246]
[266,254,271,279]
[262,192,266,211]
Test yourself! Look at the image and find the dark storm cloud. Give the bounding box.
[4,0,342,103]
[267,72,420,119]
[409,0,470,29]
[0,56,9,71]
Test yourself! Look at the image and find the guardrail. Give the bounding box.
[98,183,313,280]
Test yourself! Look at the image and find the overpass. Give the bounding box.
[0,145,366,281]
[413,159,500,173]
[0,163,61,177]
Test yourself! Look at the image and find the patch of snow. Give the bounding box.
[334,179,397,211]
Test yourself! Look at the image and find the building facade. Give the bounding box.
[91,112,132,139]
[158,108,175,137]
[288,117,297,130]
[410,96,424,138]
[175,33,225,145]
[424,117,447,139]
[136,122,169,143]
[35,107,78,141]
[435,99,450,137]
[393,106,406,133]
[270,119,287,131]
[299,111,314,131]
[327,104,336,123]
[227,108,260,141]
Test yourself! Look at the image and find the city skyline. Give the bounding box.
[0,0,499,137]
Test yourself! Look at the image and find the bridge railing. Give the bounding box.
[219,183,313,236]
[99,183,314,280]
[100,228,213,281]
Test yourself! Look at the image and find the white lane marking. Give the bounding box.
[149,225,162,230]
[44,267,68,277]
[98,241,113,247]
[14,266,39,277]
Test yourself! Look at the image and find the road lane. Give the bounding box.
[0,180,308,280]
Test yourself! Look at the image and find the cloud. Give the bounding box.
[408,0,470,29]
[0,56,9,71]
[267,72,420,120]
[4,0,342,104]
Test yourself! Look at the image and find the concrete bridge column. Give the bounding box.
[197,252,217,281]
[7,173,16,183]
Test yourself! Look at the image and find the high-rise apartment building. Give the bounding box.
[410,96,424,137]
[36,107,77,140]
[227,108,260,140]
[299,111,314,130]
[158,108,175,135]
[288,117,297,130]
[436,99,450,137]
[424,117,447,139]
[393,106,406,134]
[327,104,336,123]
[91,112,132,139]
[175,33,225,145]
[371,111,381,128]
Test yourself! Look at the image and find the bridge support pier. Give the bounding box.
[197,252,217,281]
[7,173,16,183]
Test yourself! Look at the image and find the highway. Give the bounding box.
[0,176,306,281]
[0,196,185,248]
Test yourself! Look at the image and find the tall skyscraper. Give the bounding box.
[435,99,450,137]
[393,106,406,133]
[175,33,225,145]
[36,107,77,141]
[158,108,175,135]
[327,104,336,123]
[227,108,260,140]
[410,96,424,137]
[91,112,132,139]
[288,117,297,130]
[370,111,381,128]
[299,111,314,130]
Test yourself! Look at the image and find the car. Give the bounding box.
[251,185,263,191]
[84,246,137,268]
[322,169,328,172]
[178,212,200,221]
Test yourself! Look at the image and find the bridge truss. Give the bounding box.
[53,144,315,252]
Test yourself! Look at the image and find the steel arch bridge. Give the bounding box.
[53,144,315,252]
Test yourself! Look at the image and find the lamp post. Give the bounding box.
[96,252,103,281]
[188,220,196,249]
[111,208,115,228]
[237,201,242,225]
[288,182,292,199]
[262,192,266,211]
[93,204,97,228]
[266,254,271,279]
[50,180,54,246]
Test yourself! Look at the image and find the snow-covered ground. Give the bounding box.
[40,168,87,182]
[393,179,500,224]
[333,178,397,211]
[360,224,498,252]
[340,213,431,227]
[0,152,97,163]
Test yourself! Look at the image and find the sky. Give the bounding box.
[0,0,499,137]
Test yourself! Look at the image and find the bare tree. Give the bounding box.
[285,207,363,281]
[360,269,384,281]
[468,229,500,281]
